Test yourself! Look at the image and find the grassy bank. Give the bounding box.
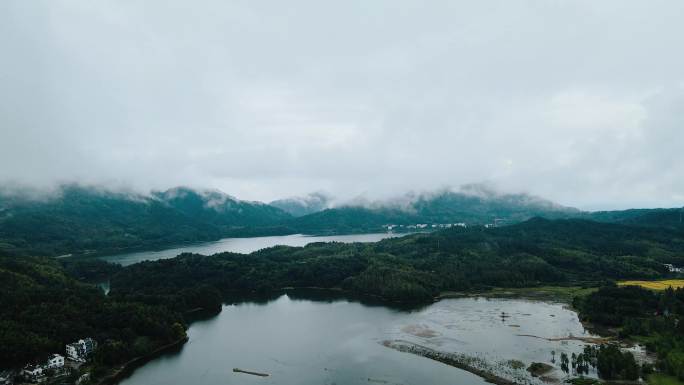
[648,373,684,385]
[439,285,598,304]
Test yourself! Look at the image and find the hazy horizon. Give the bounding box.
[1,180,681,212]
[2,1,683,210]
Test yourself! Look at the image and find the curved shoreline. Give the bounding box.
[95,337,188,385]
[382,340,519,385]
[99,290,602,385]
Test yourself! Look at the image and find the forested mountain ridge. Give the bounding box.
[1,183,681,258]
[0,256,187,370]
[288,187,580,233]
[111,218,684,304]
[0,185,293,257]
[4,217,684,376]
[270,192,332,217]
[153,186,291,227]
[587,207,684,229]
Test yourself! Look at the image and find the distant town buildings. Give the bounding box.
[384,223,467,231]
[66,338,97,362]
[664,263,684,273]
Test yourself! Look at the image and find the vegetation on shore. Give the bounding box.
[110,218,683,306]
[649,373,684,385]
[4,215,684,382]
[440,285,598,304]
[0,256,188,380]
[575,284,684,381]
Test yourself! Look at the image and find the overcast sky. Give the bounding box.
[1,1,683,209]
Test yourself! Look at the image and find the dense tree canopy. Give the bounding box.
[111,218,684,304]
[0,257,186,371]
[576,285,684,380]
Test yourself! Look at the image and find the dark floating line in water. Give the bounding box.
[233,368,270,377]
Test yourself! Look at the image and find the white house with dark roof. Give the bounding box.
[21,365,43,381]
[46,354,64,369]
[66,338,97,361]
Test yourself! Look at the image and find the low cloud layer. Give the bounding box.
[1,1,683,209]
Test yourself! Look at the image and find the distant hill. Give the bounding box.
[270,192,331,217]
[288,186,580,233]
[1,183,680,257]
[287,206,417,233]
[112,217,684,304]
[587,208,684,229]
[0,185,292,256]
[154,187,291,227]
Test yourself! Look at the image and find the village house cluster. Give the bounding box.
[664,263,684,273]
[3,338,98,384]
[66,338,98,362]
[385,223,467,231]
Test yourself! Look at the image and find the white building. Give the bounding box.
[46,354,64,369]
[21,365,43,381]
[66,338,97,361]
[0,370,14,385]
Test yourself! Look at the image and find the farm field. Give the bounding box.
[618,280,684,290]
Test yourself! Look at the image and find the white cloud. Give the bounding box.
[1,0,683,209]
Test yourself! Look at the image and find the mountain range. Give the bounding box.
[0,183,681,257]
[270,192,332,217]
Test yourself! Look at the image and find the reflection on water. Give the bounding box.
[100,233,406,266]
[118,294,602,385]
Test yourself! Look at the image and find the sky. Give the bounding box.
[1,1,683,210]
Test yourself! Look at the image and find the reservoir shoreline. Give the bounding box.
[112,293,610,385]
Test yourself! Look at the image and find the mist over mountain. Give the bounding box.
[0,183,680,257]
[270,192,332,217]
[289,185,581,233]
[153,186,291,226]
[0,184,292,256]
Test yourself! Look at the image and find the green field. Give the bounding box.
[618,280,684,291]
[440,285,597,304]
[648,373,684,385]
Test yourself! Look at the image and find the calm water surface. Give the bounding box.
[100,233,405,266]
[118,294,599,385]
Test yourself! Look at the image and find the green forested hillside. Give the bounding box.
[110,218,684,304]
[0,256,187,370]
[288,189,580,233]
[1,184,681,258]
[575,285,684,380]
[4,217,684,375]
[270,192,331,217]
[0,185,293,257]
[588,208,684,229]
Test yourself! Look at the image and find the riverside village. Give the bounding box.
[0,338,97,385]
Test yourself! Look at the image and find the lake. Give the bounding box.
[99,233,405,266]
[117,293,600,385]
